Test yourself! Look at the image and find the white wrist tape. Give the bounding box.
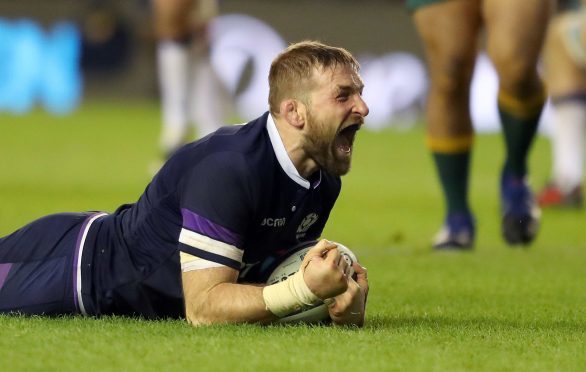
[262,270,320,317]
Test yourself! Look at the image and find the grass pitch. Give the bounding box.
[0,102,584,371]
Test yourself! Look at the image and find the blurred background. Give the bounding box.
[3,4,586,370]
[0,0,550,132]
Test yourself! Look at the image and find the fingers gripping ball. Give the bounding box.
[265,241,358,324]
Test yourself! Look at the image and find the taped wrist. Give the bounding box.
[262,270,320,317]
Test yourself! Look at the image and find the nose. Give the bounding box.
[354,94,369,118]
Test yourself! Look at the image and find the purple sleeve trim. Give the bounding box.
[181,208,243,247]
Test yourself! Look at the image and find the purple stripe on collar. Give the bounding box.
[181,208,243,247]
[311,171,322,189]
[0,263,12,291]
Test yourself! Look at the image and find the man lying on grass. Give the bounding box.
[0,41,369,326]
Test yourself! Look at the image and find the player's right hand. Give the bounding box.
[301,239,348,300]
[327,262,368,327]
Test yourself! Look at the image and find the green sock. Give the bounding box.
[432,152,471,215]
[499,108,542,178]
[498,87,545,178]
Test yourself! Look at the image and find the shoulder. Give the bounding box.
[203,112,270,155]
[173,115,275,211]
[164,113,271,179]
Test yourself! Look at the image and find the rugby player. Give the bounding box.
[0,41,369,326]
[154,0,228,158]
[407,0,554,249]
[537,0,585,208]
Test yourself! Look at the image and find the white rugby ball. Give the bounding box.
[266,241,358,324]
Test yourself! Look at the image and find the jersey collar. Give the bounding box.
[266,113,322,189]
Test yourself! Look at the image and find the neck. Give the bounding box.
[272,114,318,179]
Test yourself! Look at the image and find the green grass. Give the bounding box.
[1,102,584,371]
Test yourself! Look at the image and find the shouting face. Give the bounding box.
[303,65,369,176]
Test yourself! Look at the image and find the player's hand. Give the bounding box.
[301,239,348,300]
[327,262,368,327]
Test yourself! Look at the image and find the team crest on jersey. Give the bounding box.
[296,213,319,239]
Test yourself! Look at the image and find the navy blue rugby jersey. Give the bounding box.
[85,112,341,318]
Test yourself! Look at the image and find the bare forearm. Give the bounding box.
[185,282,276,325]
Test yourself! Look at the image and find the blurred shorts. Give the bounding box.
[560,7,586,68]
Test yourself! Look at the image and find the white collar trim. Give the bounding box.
[266,114,311,189]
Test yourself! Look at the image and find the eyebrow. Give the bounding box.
[335,83,364,94]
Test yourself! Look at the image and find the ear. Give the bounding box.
[280,99,306,129]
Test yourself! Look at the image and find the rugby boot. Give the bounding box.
[537,183,583,208]
[433,211,475,250]
[500,172,541,246]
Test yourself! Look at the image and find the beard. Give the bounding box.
[304,110,352,176]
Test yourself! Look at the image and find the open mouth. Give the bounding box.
[335,123,361,155]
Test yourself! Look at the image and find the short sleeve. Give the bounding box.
[177,152,254,270]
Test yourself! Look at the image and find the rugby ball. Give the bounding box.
[266,241,358,324]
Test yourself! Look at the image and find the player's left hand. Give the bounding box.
[326,262,368,327]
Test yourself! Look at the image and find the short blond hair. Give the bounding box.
[268,40,360,114]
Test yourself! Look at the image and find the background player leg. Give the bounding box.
[484,0,554,245]
[153,0,225,159]
[154,0,194,158]
[412,0,482,250]
[157,39,191,156]
[538,8,586,208]
[189,43,231,137]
